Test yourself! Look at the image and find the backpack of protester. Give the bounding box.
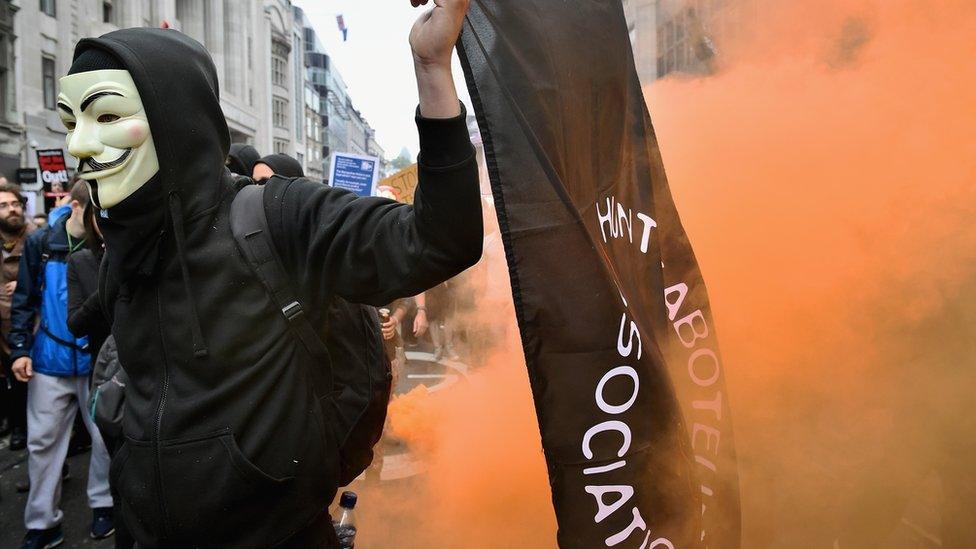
[88,335,126,455]
[230,183,393,486]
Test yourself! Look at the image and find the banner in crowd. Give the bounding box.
[35,149,70,197]
[328,152,379,197]
[378,163,418,204]
[458,1,741,547]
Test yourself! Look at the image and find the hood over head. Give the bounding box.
[71,28,229,218]
[254,153,305,179]
[68,28,229,358]
[227,144,261,177]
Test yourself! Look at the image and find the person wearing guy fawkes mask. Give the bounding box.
[50,0,480,546]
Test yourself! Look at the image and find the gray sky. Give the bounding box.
[294,1,470,161]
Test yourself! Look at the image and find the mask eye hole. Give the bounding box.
[63,120,76,131]
[97,114,121,123]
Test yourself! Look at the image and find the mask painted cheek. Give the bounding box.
[99,119,152,150]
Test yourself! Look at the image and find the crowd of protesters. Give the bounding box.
[0,177,116,546]
[0,6,478,547]
[0,140,476,548]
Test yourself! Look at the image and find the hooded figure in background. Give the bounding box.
[252,153,304,181]
[56,10,480,547]
[226,143,260,178]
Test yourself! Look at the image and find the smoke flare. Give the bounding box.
[354,1,976,546]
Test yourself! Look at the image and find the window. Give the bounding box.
[143,0,156,27]
[103,1,113,24]
[271,40,289,87]
[42,56,56,110]
[272,97,288,128]
[175,0,188,25]
[40,0,56,17]
[271,55,286,86]
[0,36,7,118]
[273,139,288,155]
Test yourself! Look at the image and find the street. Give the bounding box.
[0,436,110,548]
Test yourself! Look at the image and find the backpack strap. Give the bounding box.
[39,325,89,353]
[36,227,53,291]
[230,185,332,388]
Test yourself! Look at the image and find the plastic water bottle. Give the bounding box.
[334,491,358,548]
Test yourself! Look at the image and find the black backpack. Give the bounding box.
[88,335,126,455]
[230,184,393,486]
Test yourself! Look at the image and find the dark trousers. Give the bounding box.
[1,355,27,432]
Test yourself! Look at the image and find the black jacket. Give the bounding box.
[80,29,481,547]
[67,248,109,360]
[227,143,260,177]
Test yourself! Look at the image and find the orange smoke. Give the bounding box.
[353,204,557,548]
[648,0,976,546]
[354,2,975,547]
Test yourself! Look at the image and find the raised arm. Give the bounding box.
[267,0,482,307]
[410,0,469,118]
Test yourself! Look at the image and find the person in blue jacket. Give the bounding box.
[8,181,114,547]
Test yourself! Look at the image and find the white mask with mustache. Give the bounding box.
[57,69,159,209]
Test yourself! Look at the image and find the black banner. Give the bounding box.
[458,2,740,547]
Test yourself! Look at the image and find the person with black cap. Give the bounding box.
[226,143,261,178]
[252,153,305,182]
[49,0,479,546]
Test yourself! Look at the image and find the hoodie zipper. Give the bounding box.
[152,287,173,537]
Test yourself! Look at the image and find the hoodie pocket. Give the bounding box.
[112,438,167,541]
[159,430,294,540]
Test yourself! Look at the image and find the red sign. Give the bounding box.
[35,148,70,196]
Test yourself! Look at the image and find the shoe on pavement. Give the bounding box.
[9,426,26,451]
[91,507,116,540]
[20,526,64,549]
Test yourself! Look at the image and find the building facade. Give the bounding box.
[0,0,380,198]
[623,0,658,85]
[301,81,322,179]
[626,0,760,82]
[295,5,384,184]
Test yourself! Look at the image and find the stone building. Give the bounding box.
[0,0,315,193]
[296,14,383,185]
[626,0,760,82]
[623,0,658,85]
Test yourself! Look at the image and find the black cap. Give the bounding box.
[69,47,125,75]
[339,491,357,509]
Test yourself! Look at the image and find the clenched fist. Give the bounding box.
[12,356,33,382]
[409,0,471,69]
[408,0,470,118]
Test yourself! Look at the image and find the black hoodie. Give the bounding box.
[227,143,261,177]
[255,153,304,179]
[76,28,482,547]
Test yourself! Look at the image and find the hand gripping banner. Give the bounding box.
[458,2,741,547]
